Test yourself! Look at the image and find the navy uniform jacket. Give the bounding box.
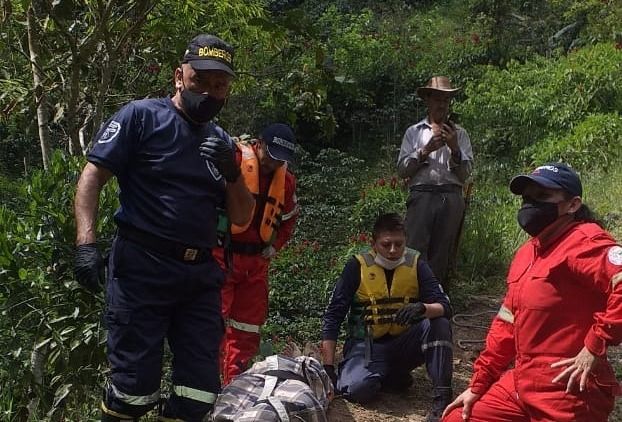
[322,255,451,341]
[88,97,228,248]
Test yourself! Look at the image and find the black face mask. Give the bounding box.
[180,87,225,124]
[517,198,560,237]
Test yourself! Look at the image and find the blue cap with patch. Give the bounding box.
[510,163,582,197]
[261,123,296,163]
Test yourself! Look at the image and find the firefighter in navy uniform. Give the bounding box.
[321,213,453,422]
[73,34,254,422]
[213,123,298,385]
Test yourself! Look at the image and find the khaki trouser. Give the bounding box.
[404,186,464,289]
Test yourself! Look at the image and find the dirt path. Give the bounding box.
[326,295,622,421]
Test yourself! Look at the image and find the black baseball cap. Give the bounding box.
[261,124,296,163]
[510,163,582,197]
[182,34,235,76]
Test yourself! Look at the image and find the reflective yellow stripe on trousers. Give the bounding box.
[228,318,261,334]
[173,385,217,404]
[111,383,160,406]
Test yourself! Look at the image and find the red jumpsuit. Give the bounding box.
[214,143,297,385]
[444,217,622,422]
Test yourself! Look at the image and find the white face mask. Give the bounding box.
[374,253,405,270]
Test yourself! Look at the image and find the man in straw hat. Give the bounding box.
[397,76,473,290]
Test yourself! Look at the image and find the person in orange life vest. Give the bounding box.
[213,123,298,385]
[442,163,622,422]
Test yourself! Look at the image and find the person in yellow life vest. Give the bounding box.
[321,213,453,422]
[213,123,298,385]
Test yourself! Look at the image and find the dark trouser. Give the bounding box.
[405,187,464,288]
[337,317,453,404]
[103,235,224,422]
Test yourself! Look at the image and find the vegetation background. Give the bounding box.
[1,0,621,420]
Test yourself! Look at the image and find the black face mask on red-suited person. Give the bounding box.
[517,198,560,237]
[180,87,225,124]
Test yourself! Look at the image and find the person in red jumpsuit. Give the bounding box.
[443,163,622,422]
[214,123,298,385]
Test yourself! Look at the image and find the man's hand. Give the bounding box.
[442,122,459,152]
[199,136,241,183]
[423,134,445,156]
[74,243,105,293]
[323,364,338,390]
[442,387,481,420]
[262,246,276,259]
[394,302,426,325]
[551,346,597,393]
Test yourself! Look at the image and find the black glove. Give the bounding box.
[199,136,241,183]
[74,243,105,293]
[394,302,426,325]
[323,364,338,390]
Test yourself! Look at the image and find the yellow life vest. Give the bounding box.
[348,249,420,339]
[231,142,287,244]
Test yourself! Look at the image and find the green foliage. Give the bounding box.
[349,176,408,232]
[294,147,365,242]
[0,151,118,419]
[459,42,622,161]
[581,163,622,240]
[265,147,369,343]
[523,113,622,172]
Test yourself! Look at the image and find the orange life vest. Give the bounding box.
[231,142,287,245]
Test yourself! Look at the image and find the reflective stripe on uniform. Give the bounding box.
[497,305,514,324]
[111,383,160,406]
[228,318,261,333]
[173,385,217,404]
[421,340,453,352]
[612,272,622,288]
[281,204,299,221]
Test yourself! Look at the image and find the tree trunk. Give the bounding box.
[26,4,51,170]
[67,59,82,155]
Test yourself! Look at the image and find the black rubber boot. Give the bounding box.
[381,371,414,393]
[425,387,452,422]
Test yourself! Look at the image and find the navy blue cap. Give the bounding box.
[510,163,582,197]
[183,34,235,76]
[261,123,296,163]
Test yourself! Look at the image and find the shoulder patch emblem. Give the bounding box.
[608,246,622,266]
[97,120,121,144]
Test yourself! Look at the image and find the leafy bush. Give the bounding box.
[0,151,118,420]
[294,147,365,242]
[458,42,622,161]
[349,176,408,232]
[522,113,622,172]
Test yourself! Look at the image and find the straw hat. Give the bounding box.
[416,76,460,98]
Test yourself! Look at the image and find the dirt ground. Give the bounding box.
[326,295,622,422]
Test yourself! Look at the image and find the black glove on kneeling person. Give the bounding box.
[394,302,426,325]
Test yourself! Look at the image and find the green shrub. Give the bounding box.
[522,113,622,173]
[458,42,622,161]
[349,176,408,232]
[0,151,118,419]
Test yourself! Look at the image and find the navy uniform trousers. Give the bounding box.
[103,235,224,421]
[337,317,452,404]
